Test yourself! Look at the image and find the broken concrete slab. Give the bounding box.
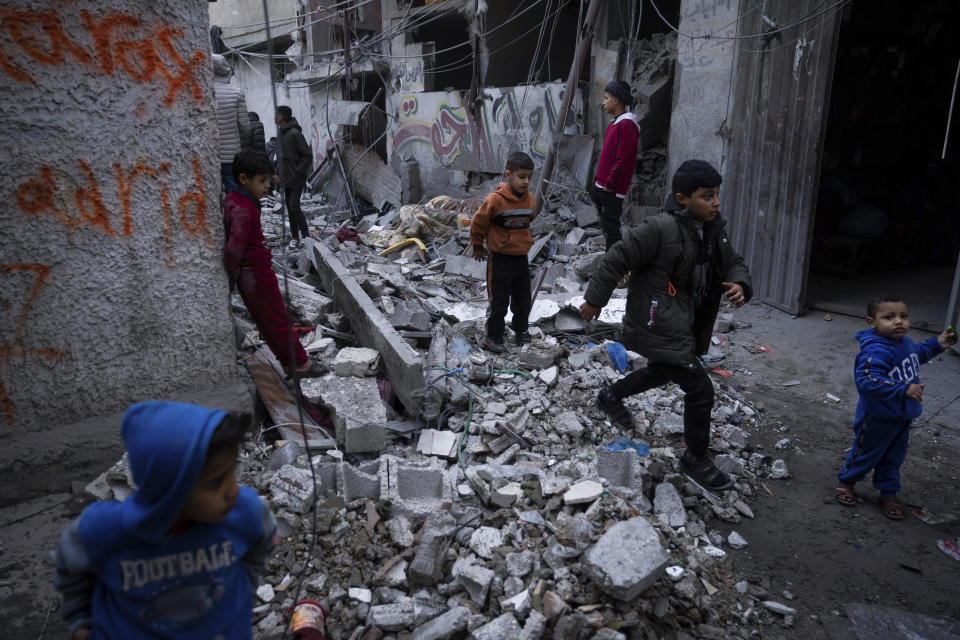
[333,347,381,376]
[392,300,433,332]
[416,429,458,459]
[654,482,687,527]
[269,465,317,513]
[563,480,603,505]
[553,412,584,438]
[471,612,522,639]
[576,206,599,227]
[444,255,487,280]
[300,376,386,453]
[411,605,470,640]
[305,240,426,413]
[452,557,495,604]
[442,301,486,324]
[582,516,670,600]
[469,526,503,559]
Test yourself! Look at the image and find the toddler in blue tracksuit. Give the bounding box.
[835,296,957,519]
[53,401,277,639]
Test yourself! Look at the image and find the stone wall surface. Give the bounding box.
[0,1,237,457]
[387,82,580,196]
[667,0,739,179]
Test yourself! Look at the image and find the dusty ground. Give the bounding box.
[707,303,960,639]
[2,302,958,639]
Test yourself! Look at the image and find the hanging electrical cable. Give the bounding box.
[259,0,323,621]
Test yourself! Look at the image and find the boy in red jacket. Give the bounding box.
[470,152,537,353]
[223,150,326,379]
[591,80,640,251]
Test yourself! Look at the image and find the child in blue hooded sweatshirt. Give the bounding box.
[54,401,277,639]
[835,296,957,519]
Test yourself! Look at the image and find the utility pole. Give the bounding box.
[533,0,603,216]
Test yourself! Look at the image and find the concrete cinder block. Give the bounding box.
[300,376,386,454]
[397,467,444,499]
[340,462,381,502]
[583,516,670,600]
[597,448,638,489]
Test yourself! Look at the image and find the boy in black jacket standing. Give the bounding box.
[580,160,753,490]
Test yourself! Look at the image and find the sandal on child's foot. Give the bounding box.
[834,483,857,506]
[879,495,905,520]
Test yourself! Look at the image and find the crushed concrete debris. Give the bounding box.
[71,75,810,635]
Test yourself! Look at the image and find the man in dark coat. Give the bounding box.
[242,112,266,152]
[580,160,753,491]
[274,105,313,249]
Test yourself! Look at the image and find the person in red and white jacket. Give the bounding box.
[590,80,640,251]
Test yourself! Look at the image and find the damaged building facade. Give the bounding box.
[2,0,958,637]
[0,0,242,502]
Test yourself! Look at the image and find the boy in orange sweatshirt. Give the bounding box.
[471,152,537,353]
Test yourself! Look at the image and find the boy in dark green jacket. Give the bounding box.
[580,160,753,490]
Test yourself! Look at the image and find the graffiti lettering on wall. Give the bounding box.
[16,156,212,265]
[0,6,205,107]
[0,263,67,422]
[390,59,424,93]
[681,0,735,20]
[391,84,567,172]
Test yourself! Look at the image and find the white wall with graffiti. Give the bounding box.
[387,82,580,194]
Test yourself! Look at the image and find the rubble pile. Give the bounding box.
[230,329,796,639]
[200,163,802,638]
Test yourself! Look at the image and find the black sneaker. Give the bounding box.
[482,336,505,353]
[596,386,635,428]
[678,452,734,491]
[516,331,531,346]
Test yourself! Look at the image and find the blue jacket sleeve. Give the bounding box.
[854,347,907,400]
[915,336,944,365]
[242,499,277,589]
[53,518,95,635]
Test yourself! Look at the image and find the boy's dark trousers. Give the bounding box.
[837,417,911,496]
[589,185,624,250]
[610,362,714,456]
[284,186,310,241]
[486,252,531,339]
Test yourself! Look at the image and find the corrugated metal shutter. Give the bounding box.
[722,1,843,314]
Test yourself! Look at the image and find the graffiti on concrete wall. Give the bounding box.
[0,263,67,422]
[391,59,424,93]
[390,82,570,172]
[677,0,736,70]
[0,6,206,107]
[15,156,212,266]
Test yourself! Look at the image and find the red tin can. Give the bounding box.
[288,599,326,639]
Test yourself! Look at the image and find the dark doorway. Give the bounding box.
[808,0,960,329]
